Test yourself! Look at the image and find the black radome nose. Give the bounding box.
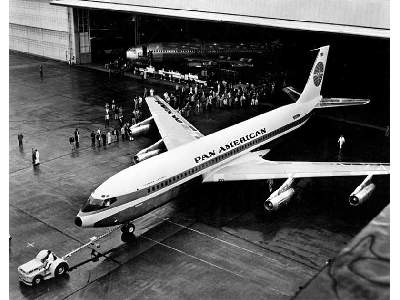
[74,217,82,227]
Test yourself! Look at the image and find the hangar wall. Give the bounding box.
[9,0,76,61]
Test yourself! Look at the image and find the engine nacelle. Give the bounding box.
[130,124,150,136]
[264,188,295,211]
[129,117,153,137]
[137,139,164,156]
[134,149,161,163]
[348,175,375,206]
[349,183,375,206]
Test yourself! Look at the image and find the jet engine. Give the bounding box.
[134,139,165,163]
[349,175,375,206]
[264,177,296,211]
[129,117,153,137]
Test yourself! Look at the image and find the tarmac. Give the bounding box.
[9,52,389,300]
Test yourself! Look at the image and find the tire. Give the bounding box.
[121,223,135,234]
[55,262,69,277]
[32,275,43,286]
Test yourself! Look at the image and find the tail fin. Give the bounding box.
[297,45,330,104]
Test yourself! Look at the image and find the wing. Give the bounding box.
[203,158,389,182]
[315,98,370,108]
[146,96,203,150]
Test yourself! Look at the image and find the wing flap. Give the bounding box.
[146,96,203,150]
[203,160,389,182]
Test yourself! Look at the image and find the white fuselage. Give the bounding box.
[76,100,317,227]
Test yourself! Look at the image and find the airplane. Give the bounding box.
[127,42,265,62]
[75,45,389,242]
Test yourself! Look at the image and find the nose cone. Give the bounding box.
[74,216,82,227]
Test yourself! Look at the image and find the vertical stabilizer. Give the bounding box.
[297,46,330,104]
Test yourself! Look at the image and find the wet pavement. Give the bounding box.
[9,52,389,299]
[295,205,389,300]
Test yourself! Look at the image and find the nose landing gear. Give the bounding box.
[121,222,136,243]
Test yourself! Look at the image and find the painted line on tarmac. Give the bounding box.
[220,227,320,272]
[147,212,284,265]
[141,235,245,279]
[141,234,287,296]
[146,212,307,279]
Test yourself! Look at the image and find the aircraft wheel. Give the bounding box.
[121,223,135,234]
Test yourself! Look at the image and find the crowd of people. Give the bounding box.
[158,79,270,118]
[73,93,149,151]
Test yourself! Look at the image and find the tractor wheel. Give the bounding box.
[32,275,43,286]
[55,262,69,277]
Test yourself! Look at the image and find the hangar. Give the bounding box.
[10,0,389,63]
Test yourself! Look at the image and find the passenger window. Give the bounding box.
[148,188,150,193]
[152,187,155,191]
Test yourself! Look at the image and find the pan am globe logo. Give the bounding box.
[313,62,324,87]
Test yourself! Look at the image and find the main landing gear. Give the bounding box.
[121,222,136,243]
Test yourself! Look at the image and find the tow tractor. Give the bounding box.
[18,225,122,286]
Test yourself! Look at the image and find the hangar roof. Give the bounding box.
[50,0,389,38]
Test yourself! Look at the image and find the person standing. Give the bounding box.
[121,125,125,141]
[105,111,110,128]
[17,133,23,147]
[114,105,119,120]
[96,128,101,147]
[34,149,40,166]
[90,130,96,147]
[125,123,130,141]
[111,100,115,112]
[74,128,80,148]
[118,106,123,120]
[115,128,119,142]
[39,64,43,80]
[107,131,112,145]
[101,131,107,147]
[338,135,346,152]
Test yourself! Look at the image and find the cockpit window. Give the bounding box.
[81,196,117,212]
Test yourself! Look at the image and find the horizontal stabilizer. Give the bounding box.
[282,86,301,102]
[315,98,370,108]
